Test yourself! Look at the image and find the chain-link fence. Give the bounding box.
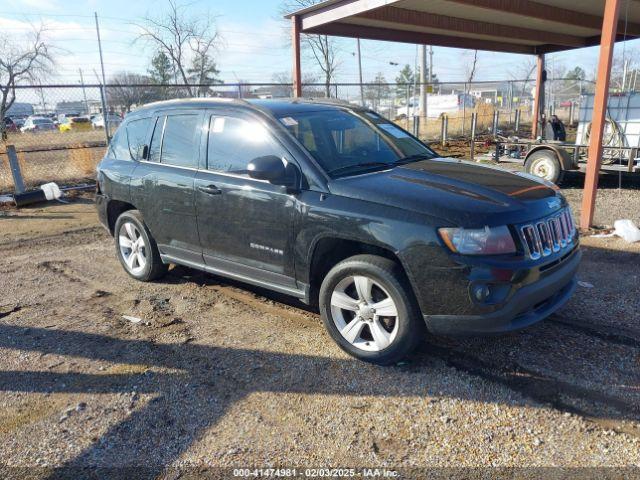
[0,85,107,193]
[0,79,590,194]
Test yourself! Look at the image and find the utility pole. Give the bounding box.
[428,45,434,83]
[357,38,364,106]
[79,68,89,115]
[94,12,110,140]
[419,45,427,120]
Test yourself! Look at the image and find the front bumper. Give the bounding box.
[424,248,581,335]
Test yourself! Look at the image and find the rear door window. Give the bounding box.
[160,114,200,168]
[148,116,165,163]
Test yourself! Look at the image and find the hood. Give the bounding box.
[328,157,564,227]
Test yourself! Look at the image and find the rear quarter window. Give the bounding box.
[126,117,152,160]
[106,126,130,159]
[105,117,151,161]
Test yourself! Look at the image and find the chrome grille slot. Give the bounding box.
[522,225,542,260]
[550,217,563,251]
[520,208,576,260]
[536,221,553,256]
[559,212,570,240]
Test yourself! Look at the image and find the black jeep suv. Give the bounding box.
[96,98,580,364]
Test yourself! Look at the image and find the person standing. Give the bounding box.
[550,115,566,142]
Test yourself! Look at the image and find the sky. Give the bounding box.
[2,0,639,89]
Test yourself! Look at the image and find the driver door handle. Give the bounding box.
[198,184,222,195]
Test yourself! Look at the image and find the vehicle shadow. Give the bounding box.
[1,285,638,476]
[146,247,640,442]
[1,242,638,477]
[164,264,317,312]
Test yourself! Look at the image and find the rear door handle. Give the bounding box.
[198,185,222,195]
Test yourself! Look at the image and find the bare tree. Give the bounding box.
[611,47,640,92]
[462,50,479,109]
[465,50,479,84]
[279,0,340,97]
[509,57,537,102]
[107,72,155,112]
[135,1,221,97]
[188,34,223,97]
[271,70,322,97]
[0,25,54,140]
[363,72,390,110]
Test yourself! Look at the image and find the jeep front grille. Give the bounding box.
[520,209,575,260]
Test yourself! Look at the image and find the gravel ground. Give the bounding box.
[0,189,639,479]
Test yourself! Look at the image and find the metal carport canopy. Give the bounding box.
[286,0,638,229]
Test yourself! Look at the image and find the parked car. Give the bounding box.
[59,116,92,132]
[96,99,580,365]
[92,113,122,130]
[3,117,18,133]
[20,117,56,133]
[57,113,80,122]
[12,117,26,129]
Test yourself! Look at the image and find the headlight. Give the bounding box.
[438,226,516,255]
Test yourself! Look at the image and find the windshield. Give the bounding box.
[277,109,437,177]
[34,119,52,125]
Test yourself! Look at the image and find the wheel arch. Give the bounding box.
[525,145,574,171]
[306,236,413,307]
[107,200,137,235]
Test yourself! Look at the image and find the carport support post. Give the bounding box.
[405,85,410,130]
[580,0,622,230]
[441,114,448,146]
[532,54,545,139]
[470,112,477,161]
[292,15,302,98]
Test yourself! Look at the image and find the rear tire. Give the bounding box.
[525,150,564,185]
[319,254,424,365]
[114,210,167,282]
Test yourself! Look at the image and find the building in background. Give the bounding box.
[6,102,35,118]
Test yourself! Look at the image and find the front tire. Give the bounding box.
[319,255,424,365]
[114,210,167,282]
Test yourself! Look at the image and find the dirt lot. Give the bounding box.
[0,188,639,479]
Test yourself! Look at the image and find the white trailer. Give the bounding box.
[393,93,475,119]
[575,93,640,162]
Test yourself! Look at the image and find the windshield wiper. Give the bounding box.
[327,161,391,177]
[392,153,433,165]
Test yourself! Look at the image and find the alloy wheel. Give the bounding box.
[330,275,399,352]
[118,222,147,275]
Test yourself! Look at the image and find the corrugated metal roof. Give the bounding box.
[286,0,639,55]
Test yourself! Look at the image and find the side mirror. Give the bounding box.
[247,155,288,183]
